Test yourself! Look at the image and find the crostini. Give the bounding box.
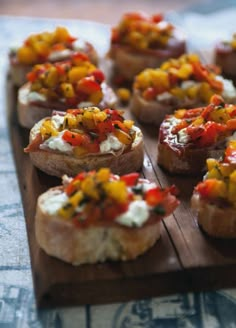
[191,140,236,238]
[215,33,236,82]
[9,26,98,87]
[157,94,236,175]
[108,11,186,83]
[17,52,117,129]
[24,106,144,177]
[130,53,236,126]
[35,168,179,265]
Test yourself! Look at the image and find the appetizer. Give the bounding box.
[108,11,186,82]
[9,26,98,86]
[24,106,144,177]
[191,140,236,238]
[215,33,236,81]
[35,168,179,265]
[17,52,117,128]
[130,53,236,126]
[157,94,236,175]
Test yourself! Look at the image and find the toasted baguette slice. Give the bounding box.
[17,82,117,129]
[9,40,98,87]
[157,94,236,175]
[36,187,161,265]
[109,32,186,81]
[35,170,179,265]
[27,118,144,177]
[191,192,236,238]
[108,11,186,81]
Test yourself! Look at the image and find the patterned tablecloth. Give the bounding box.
[0,9,236,328]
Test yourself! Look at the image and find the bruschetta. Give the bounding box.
[9,26,98,87]
[215,33,236,81]
[108,11,186,83]
[130,53,236,126]
[24,106,144,177]
[157,94,236,175]
[17,52,117,129]
[35,168,179,265]
[191,140,236,238]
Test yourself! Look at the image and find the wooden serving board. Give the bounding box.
[7,68,236,308]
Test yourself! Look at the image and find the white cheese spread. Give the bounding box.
[42,131,73,152]
[115,200,149,227]
[217,76,236,100]
[178,128,190,144]
[43,191,68,215]
[99,134,123,153]
[51,114,65,129]
[28,91,47,103]
[48,49,72,61]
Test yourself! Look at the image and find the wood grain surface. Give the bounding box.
[6,55,236,307]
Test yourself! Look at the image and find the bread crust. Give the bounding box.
[28,119,144,177]
[17,82,117,129]
[130,89,200,126]
[215,42,236,79]
[35,188,161,265]
[157,141,224,175]
[191,192,236,238]
[109,30,186,81]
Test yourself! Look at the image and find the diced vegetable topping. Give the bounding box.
[56,168,177,227]
[134,54,223,101]
[195,140,236,206]
[26,107,136,156]
[111,12,173,50]
[170,94,236,147]
[26,52,105,106]
[16,27,77,65]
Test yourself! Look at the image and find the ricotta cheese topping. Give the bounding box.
[42,131,73,152]
[51,114,65,129]
[28,91,47,103]
[115,200,149,227]
[43,191,68,215]
[99,134,123,153]
[178,128,190,144]
[48,49,72,61]
[217,75,236,100]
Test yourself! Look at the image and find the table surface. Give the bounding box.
[1,0,236,327]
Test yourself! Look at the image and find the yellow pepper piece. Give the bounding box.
[17,46,37,64]
[96,168,110,183]
[58,202,75,220]
[174,109,186,119]
[116,88,131,103]
[68,66,89,83]
[94,111,107,122]
[123,119,134,129]
[40,119,59,138]
[53,26,71,43]
[81,176,99,200]
[88,90,103,105]
[209,108,230,124]
[44,67,59,88]
[103,180,127,203]
[114,129,132,145]
[64,113,78,129]
[61,83,75,98]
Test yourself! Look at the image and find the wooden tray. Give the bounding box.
[7,65,236,307]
